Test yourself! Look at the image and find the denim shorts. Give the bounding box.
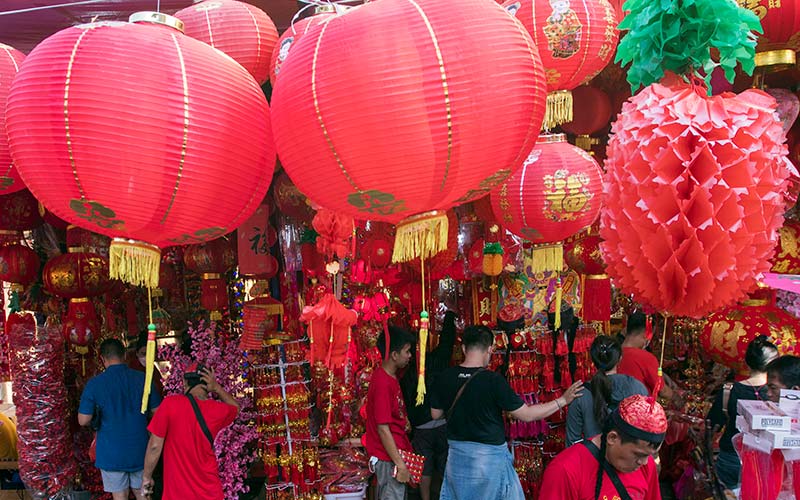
[440,440,524,500]
[100,469,143,493]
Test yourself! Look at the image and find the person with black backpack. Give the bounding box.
[141,364,239,500]
[566,335,648,446]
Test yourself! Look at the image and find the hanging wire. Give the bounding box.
[0,0,106,16]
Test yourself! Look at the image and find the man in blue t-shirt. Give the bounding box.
[79,338,161,500]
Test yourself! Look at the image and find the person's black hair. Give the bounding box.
[377,326,415,358]
[767,355,800,389]
[462,325,494,351]
[99,338,125,360]
[626,311,647,337]
[184,363,207,391]
[589,335,623,427]
[595,413,662,498]
[135,329,149,352]
[745,336,779,373]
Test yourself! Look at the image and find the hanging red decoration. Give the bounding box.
[564,232,610,322]
[176,0,278,85]
[6,13,275,289]
[0,244,39,288]
[601,77,790,318]
[736,0,800,54]
[503,0,618,129]
[560,85,612,151]
[701,292,800,376]
[0,44,25,195]
[184,235,236,320]
[0,189,42,233]
[490,133,602,272]
[269,11,334,87]
[237,199,279,278]
[272,171,315,223]
[271,0,546,230]
[43,253,109,299]
[312,209,353,261]
[771,221,800,274]
[301,293,357,368]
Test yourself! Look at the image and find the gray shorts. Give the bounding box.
[373,459,407,500]
[100,469,143,493]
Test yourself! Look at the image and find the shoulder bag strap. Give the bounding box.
[445,368,486,421]
[721,382,733,421]
[582,441,634,500]
[186,393,215,448]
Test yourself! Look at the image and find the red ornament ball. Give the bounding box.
[601,78,790,318]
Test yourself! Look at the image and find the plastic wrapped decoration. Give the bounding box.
[7,312,77,498]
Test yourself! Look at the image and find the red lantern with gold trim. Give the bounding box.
[273,171,315,223]
[184,236,236,319]
[0,244,39,288]
[503,0,618,129]
[564,233,610,322]
[701,291,800,376]
[560,85,612,151]
[271,0,547,227]
[0,44,25,195]
[771,221,800,274]
[176,0,279,85]
[6,13,275,289]
[736,0,800,55]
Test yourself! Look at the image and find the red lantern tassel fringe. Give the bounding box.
[110,238,161,289]
[392,211,449,263]
[582,274,611,321]
[543,90,573,131]
[527,244,563,274]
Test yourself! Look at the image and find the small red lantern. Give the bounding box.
[490,134,602,244]
[0,244,40,288]
[184,236,236,319]
[701,292,800,376]
[560,85,612,151]
[503,0,618,129]
[43,253,109,299]
[7,13,275,289]
[176,0,279,85]
[271,0,546,225]
[564,232,610,322]
[771,221,800,274]
[0,44,25,195]
[272,171,315,223]
[0,190,42,232]
[269,11,334,86]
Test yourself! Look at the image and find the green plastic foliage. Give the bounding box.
[615,0,762,92]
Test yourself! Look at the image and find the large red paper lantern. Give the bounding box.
[269,11,334,87]
[176,0,278,85]
[6,13,275,289]
[271,0,546,225]
[701,294,800,376]
[0,244,39,288]
[601,78,790,318]
[503,0,618,128]
[0,44,25,195]
[736,0,800,53]
[490,134,603,243]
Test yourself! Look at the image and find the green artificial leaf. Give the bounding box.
[616,0,762,92]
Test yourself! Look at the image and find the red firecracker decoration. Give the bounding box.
[0,44,25,195]
[771,221,800,274]
[490,133,602,272]
[269,11,334,86]
[503,0,618,129]
[271,0,546,226]
[564,232,610,322]
[601,77,790,318]
[183,236,236,320]
[6,13,275,289]
[176,0,278,85]
[560,85,612,152]
[701,291,800,376]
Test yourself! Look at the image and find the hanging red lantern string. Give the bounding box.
[176,0,279,85]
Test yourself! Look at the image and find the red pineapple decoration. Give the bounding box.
[176,0,279,85]
[6,12,275,289]
[503,0,618,129]
[0,44,25,195]
[601,78,790,318]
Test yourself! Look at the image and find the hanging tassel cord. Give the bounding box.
[141,288,157,414]
[554,277,563,330]
[416,260,428,406]
[651,315,669,404]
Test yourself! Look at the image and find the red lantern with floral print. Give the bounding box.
[6,13,275,289]
[503,0,618,129]
[269,11,334,86]
[176,0,279,85]
[184,236,236,319]
[0,44,25,195]
[701,291,800,376]
[564,232,610,321]
[271,0,547,227]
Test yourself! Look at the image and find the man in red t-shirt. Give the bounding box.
[617,312,676,402]
[141,364,238,500]
[540,395,667,500]
[364,326,415,500]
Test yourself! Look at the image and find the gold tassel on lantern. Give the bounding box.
[110,238,161,289]
[526,243,563,274]
[542,90,573,131]
[416,310,429,406]
[392,211,449,263]
[554,277,563,330]
[141,289,157,413]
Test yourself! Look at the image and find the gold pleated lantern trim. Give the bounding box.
[526,243,563,274]
[110,238,161,288]
[543,90,573,131]
[392,210,449,263]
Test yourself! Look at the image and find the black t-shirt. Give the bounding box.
[707,381,769,452]
[429,366,524,445]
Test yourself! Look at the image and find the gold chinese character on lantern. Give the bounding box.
[710,320,747,359]
[738,0,768,18]
[543,169,593,221]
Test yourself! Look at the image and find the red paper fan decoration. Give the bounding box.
[601,78,790,318]
[6,13,275,288]
[271,0,546,225]
[490,134,603,243]
[269,12,334,86]
[0,44,25,195]
[503,0,618,129]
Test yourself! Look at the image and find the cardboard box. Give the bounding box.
[755,428,800,449]
[779,389,800,418]
[738,400,792,431]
